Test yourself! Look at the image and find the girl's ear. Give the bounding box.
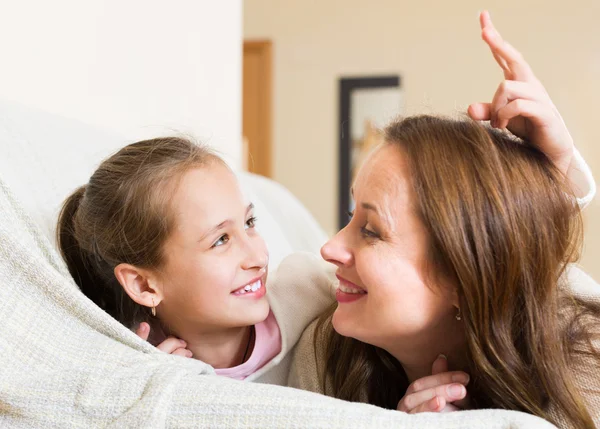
[114,263,163,309]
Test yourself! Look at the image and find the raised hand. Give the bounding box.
[468,10,574,175]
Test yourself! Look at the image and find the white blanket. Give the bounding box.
[0,177,557,428]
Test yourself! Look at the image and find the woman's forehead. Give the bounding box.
[355,145,407,195]
[353,145,414,219]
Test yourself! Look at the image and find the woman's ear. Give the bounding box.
[450,286,460,309]
[114,263,163,309]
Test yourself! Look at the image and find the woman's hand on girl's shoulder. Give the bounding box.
[135,322,193,358]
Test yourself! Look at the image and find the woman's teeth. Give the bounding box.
[233,280,262,295]
[338,284,366,294]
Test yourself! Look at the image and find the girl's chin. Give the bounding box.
[239,302,271,326]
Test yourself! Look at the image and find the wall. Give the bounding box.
[0,0,242,166]
[245,0,600,279]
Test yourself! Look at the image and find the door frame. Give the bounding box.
[243,40,272,177]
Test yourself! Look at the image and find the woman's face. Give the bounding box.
[155,163,270,334]
[321,144,456,349]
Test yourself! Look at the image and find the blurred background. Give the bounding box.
[0,0,598,278]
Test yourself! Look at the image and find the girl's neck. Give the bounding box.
[166,324,255,369]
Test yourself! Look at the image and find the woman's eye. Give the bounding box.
[360,227,380,239]
[212,234,230,248]
[347,210,354,220]
[245,216,257,229]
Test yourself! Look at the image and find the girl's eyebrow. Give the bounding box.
[198,203,254,242]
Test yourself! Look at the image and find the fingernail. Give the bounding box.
[452,373,470,384]
[186,351,193,358]
[437,354,447,360]
[180,340,187,346]
[448,384,465,398]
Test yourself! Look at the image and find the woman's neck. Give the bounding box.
[383,315,468,383]
[166,324,254,369]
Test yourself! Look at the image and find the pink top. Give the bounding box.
[214,311,282,380]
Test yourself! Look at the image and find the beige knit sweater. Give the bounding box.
[245,251,337,385]
[288,265,600,428]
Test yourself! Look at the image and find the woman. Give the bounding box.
[289,12,599,429]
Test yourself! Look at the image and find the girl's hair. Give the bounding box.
[315,115,599,428]
[57,137,221,329]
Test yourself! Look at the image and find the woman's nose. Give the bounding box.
[320,229,353,267]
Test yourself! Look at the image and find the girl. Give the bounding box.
[57,138,335,384]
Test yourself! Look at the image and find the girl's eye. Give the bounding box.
[212,234,230,248]
[245,216,257,229]
[347,210,354,220]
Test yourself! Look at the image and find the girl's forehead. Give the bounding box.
[171,166,244,218]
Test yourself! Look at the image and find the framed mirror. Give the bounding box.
[338,75,402,229]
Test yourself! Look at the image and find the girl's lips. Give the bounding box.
[231,275,267,298]
[233,281,267,299]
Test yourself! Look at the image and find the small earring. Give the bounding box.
[151,299,156,317]
[455,307,462,321]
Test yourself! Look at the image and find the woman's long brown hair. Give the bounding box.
[316,115,599,428]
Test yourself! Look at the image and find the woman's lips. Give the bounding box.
[335,274,367,303]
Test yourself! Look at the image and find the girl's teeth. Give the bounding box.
[235,281,261,295]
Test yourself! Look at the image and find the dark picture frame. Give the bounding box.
[338,75,401,229]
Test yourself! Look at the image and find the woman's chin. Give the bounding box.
[332,308,358,338]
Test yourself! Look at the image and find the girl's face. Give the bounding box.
[321,144,456,350]
[155,162,270,335]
